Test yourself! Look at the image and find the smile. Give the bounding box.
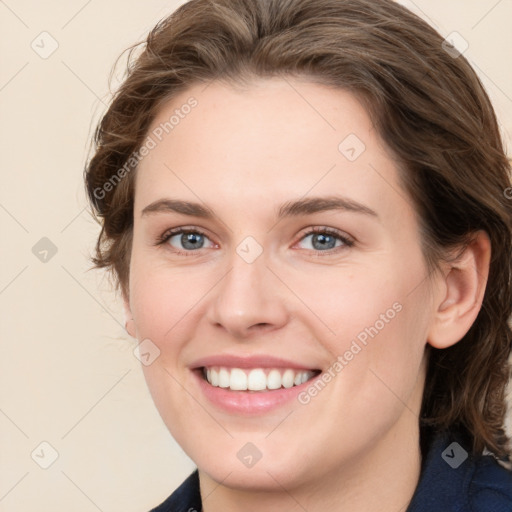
[202,366,319,391]
[192,355,323,414]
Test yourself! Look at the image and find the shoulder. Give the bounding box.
[468,456,512,511]
[407,432,512,512]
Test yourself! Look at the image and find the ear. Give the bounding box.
[427,231,491,349]
[123,289,137,339]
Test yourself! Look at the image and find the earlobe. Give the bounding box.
[123,293,137,339]
[427,231,491,349]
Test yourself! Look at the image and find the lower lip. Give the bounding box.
[193,370,320,415]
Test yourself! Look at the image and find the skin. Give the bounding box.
[125,78,490,511]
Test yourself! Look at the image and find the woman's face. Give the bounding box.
[127,78,440,491]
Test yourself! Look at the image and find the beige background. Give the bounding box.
[0,1,511,511]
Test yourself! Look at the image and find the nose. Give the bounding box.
[206,250,289,340]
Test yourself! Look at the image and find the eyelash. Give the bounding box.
[297,227,355,256]
[155,226,354,257]
[155,227,214,257]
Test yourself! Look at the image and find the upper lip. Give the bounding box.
[190,354,320,371]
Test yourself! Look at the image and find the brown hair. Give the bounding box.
[84,0,512,458]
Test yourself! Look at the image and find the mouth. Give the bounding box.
[201,366,321,392]
[191,354,323,414]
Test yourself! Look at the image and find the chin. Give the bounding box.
[200,455,310,492]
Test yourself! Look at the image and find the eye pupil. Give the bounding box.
[182,232,204,250]
[312,233,336,250]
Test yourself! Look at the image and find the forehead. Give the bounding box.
[134,78,407,221]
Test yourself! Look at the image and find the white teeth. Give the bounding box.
[229,368,247,390]
[267,369,282,390]
[218,368,230,388]
[204,367,316,391]
[210,368,219,386]
[247,369,267,391]
[282,369,294,388]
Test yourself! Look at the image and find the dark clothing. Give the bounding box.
[150,433,512,511]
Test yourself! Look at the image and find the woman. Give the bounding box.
[84,0,512,510]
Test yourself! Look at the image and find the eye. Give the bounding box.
[296,227,354,254]
[158,228,216,255]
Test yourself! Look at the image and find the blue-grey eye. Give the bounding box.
[298,231,348,251]
[168,231,213,251]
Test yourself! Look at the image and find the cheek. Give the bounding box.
[128,266,212,444]
[285,260,414,345]
[292,254,430,399]
[129,258,211,347]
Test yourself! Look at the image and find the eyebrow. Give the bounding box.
[142,199,214,218]
[277,196,378,219]
[141,196,378,220]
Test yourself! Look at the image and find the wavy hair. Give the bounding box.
[84,0,512,458]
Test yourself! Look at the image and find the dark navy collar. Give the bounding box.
[407,432,512,511]
[150,433,512,511]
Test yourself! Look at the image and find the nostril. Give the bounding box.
[250,323,271,330]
